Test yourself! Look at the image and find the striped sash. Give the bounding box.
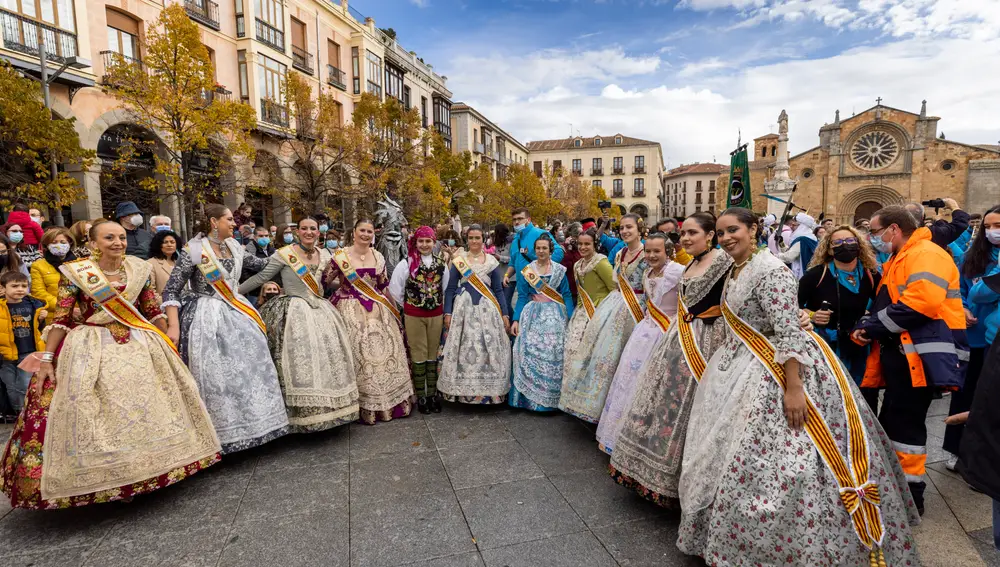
[577,284,596,319]
[277,245,323,298]
[677,295,708,381]
[62,258,178,354]
[647,300,671,332]
[521,265,565,306]
[453,255,502,316]
[334,248,401,324]
[618,273,644,324]
[196,243,266,333]
[721,301,887,557]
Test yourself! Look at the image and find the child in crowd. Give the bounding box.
[0,271,46,416]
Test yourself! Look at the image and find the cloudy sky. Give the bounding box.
[357,0,1000,167]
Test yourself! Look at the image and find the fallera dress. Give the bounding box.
[323,249,413,424]
[561,254,614,389]
[161,238,289,454]
[609,250,732,507]
[595,261,684,454]
[1,257,221,509]
[239,246,360,432]
[677,250,921,566]
[510,261,574,412]
[560,246,647,423]
[438,252,511,404]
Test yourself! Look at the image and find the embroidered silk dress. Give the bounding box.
[239,247,359,433]
[559,246,647,423]
[162,238,289,453]
[323,249,413,424]
[562,254,614,385]
[595,261,684,455]
[1,257,221,509]
[609,251,732,507]
[677,251,921,566]
[438,253,511,404]
[510,261,574,412]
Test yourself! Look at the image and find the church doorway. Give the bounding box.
[854,201,882,224]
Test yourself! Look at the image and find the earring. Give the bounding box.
[92,248,103,261]
[212,227,219,239]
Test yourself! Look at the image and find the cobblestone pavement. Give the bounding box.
[0,395,997,566]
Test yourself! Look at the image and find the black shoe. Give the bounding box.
[417,397,431,415]
[430,393,443,413]
[908,481,926,516]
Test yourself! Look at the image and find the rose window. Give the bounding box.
[851,130,899,170]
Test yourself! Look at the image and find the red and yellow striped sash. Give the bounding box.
[677,295,708,381]
[63,258,178,354]
[521,265,565,307]
[647,300,671,332]
[618,273,644,324]
[334,249,401,324]
[196,245,266,333]
[577,284,596,319]
[453,256,502,316]
[721,301,885,554]
[277,245,323,298]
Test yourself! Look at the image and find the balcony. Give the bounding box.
[255,18,284,52]
[591,168,603,176]
[1,9,78,63]
[571,169,582,176]
[201,86,232,105]
[612,189,624,198]
[435,121,451,139]
[184,0,220,31]
[100,50,142,84]
[613,167,624,175]
[236,14,245,37]
[633,166,646,174]
[326,64,346,90]
[633,190,646,198]
[474,143,485,154]
[260,99,289,128]
[366,80,381,98]
[291,45,313,75]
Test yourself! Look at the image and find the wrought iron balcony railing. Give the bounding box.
[1,9,78,63]
[260,98,289,128]
[326,64,346,90]
[291,45,313,74]
[184,0,220,31]
[255,18,283,52]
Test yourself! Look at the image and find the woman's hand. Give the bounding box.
[812,309,832,326]
[502,316,510,334]
[35,361,55,397]
[797,309,813,331]
[784,384,808,429]
[167,324,180,347]
[444,314,452,329]
[964,308,978,327]
[510,321,519,336]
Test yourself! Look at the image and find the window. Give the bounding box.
[940,160,956,172]
[384,63,403,101]
[634,155,645,172]
[328,40,341,69]
[592,157,602,174]
[106,9,139,60]
[771,146,776,157]
[696,180,702,190]
[634,178,645,196]
[421,96,428,127]
[290,17,305,49]
[762,146,767,157]
[615,136,622,144]
[533,161,543,177]
[257,53,286,103]
[572,159,582,173]
[365,50,382,98]
[332,100,343,125]
[592,180,602,188]
[255,0,282,28]
[574,139,582,147]
[13,0,76,33]
[351,47,360,94]
[801,168,814,179]
[402,85,411,109]
[552,160,562,175]
[433,96,451,139]
[709,180,716,191]
[613,179,623,197]
[595,137,602,146]
[613,157,623,173]
[237,49,248,101]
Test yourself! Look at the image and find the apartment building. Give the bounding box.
[449,103,528,180]
[525,135,665,221]
[0,0,450,225]
[660,162,727,218]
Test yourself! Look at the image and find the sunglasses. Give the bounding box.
[831,237,858,247]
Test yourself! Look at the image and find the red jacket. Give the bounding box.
[3,211,44,246]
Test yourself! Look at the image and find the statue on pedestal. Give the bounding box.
[778,110,788,136]
[374,195,407,269]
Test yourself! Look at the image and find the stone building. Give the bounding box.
[449,103,529,180]
[660,163,727,218]
[718,102,1000,222]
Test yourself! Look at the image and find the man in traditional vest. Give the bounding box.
[852,205,968,516]
[389,226,450,414]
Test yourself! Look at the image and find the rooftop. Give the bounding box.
[661,163,727,179]
[451,103,528,153]
[526,134,660,152]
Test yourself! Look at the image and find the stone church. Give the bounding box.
[725,101,1000,222]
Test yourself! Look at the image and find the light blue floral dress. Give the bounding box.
[510,261,574,411]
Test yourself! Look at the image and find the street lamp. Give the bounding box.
[35,34,91,227]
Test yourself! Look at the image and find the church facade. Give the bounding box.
[726,102,1000,222]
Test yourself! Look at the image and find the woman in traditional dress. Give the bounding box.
[510,234,574,412]
[163,204,289,454]
[323,219,412,425]
[438,225,511,404]
[596,233,684,454]
[560,214,646,423]
[239,217,359,432]
[561,230,614,384]
[609,212,731,507]
[676,208,920,566]
[1,220,221,509]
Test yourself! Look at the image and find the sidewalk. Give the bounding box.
[0,395,997,566]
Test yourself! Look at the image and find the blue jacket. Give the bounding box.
[510,224,564,279]
[513,268,574,321]
[949,227,973,267]
[968,260,1000,345]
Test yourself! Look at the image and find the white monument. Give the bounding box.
[763,110,796,217]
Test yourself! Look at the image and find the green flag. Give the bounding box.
[726,146,751,210]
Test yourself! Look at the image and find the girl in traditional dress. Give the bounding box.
[163,205,289,454]
[323,219,413,425]
[510,234,574,412]
[609,212,731,507]
[677,208,920,566]
[561,230,614,387]
[1,220,221,509]
[560,214,646,423]
[239,217,360,432]
[596,233,684,454]
[438,225,511,404]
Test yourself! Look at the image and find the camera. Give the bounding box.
[598,200,612,210]
[921,198,946,209]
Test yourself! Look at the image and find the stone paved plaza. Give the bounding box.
[0,395,998,567]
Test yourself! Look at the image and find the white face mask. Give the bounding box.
[30,216,42,225]
[129,214,143,227]
[48,242,71,257]
[986,229,1000,246]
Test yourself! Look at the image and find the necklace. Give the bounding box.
[299,243,317,259]
[353,246,368,263]
[467,250,485,263]
[99,261,126,278]
[693,249,710,263]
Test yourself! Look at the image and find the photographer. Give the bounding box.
[653,218,692,264]
[906,197,969,249]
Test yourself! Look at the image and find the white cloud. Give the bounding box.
[410,0,429,7]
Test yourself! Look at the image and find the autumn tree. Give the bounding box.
[102,4,256,236]
[479,163,559,225]
[541,162,604,222]
[0,62,93,211]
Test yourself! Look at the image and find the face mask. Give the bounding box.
[986,229,1000,246]
[832,243,859,263]
[869,232,893,255]
[283,233,294,244]
[129,214,143,227]
[326,239,338,249]
[48,243,71,257]
[263,292,279,301]
[155,224,171,232]
[256,237,270,248]
[30,216,41,225]
[8,232,23,244]
[447,239,456,247]
[319,224,329,233]
[513,222,527,233]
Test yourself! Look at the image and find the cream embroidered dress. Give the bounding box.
[677,251,921,566]
[1,257,221,509]
[561,253,613,379]
[239,247,360,432]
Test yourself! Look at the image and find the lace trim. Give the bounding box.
[148,313,168,324]
[160,300,182,310]
[681,251,733,305]
[41,323,72,341]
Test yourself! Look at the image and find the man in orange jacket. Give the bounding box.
[852,205,968,516]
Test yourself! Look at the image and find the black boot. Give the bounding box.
[908,481,926,516]
[431,392,443,413]
[417,396,431,415]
